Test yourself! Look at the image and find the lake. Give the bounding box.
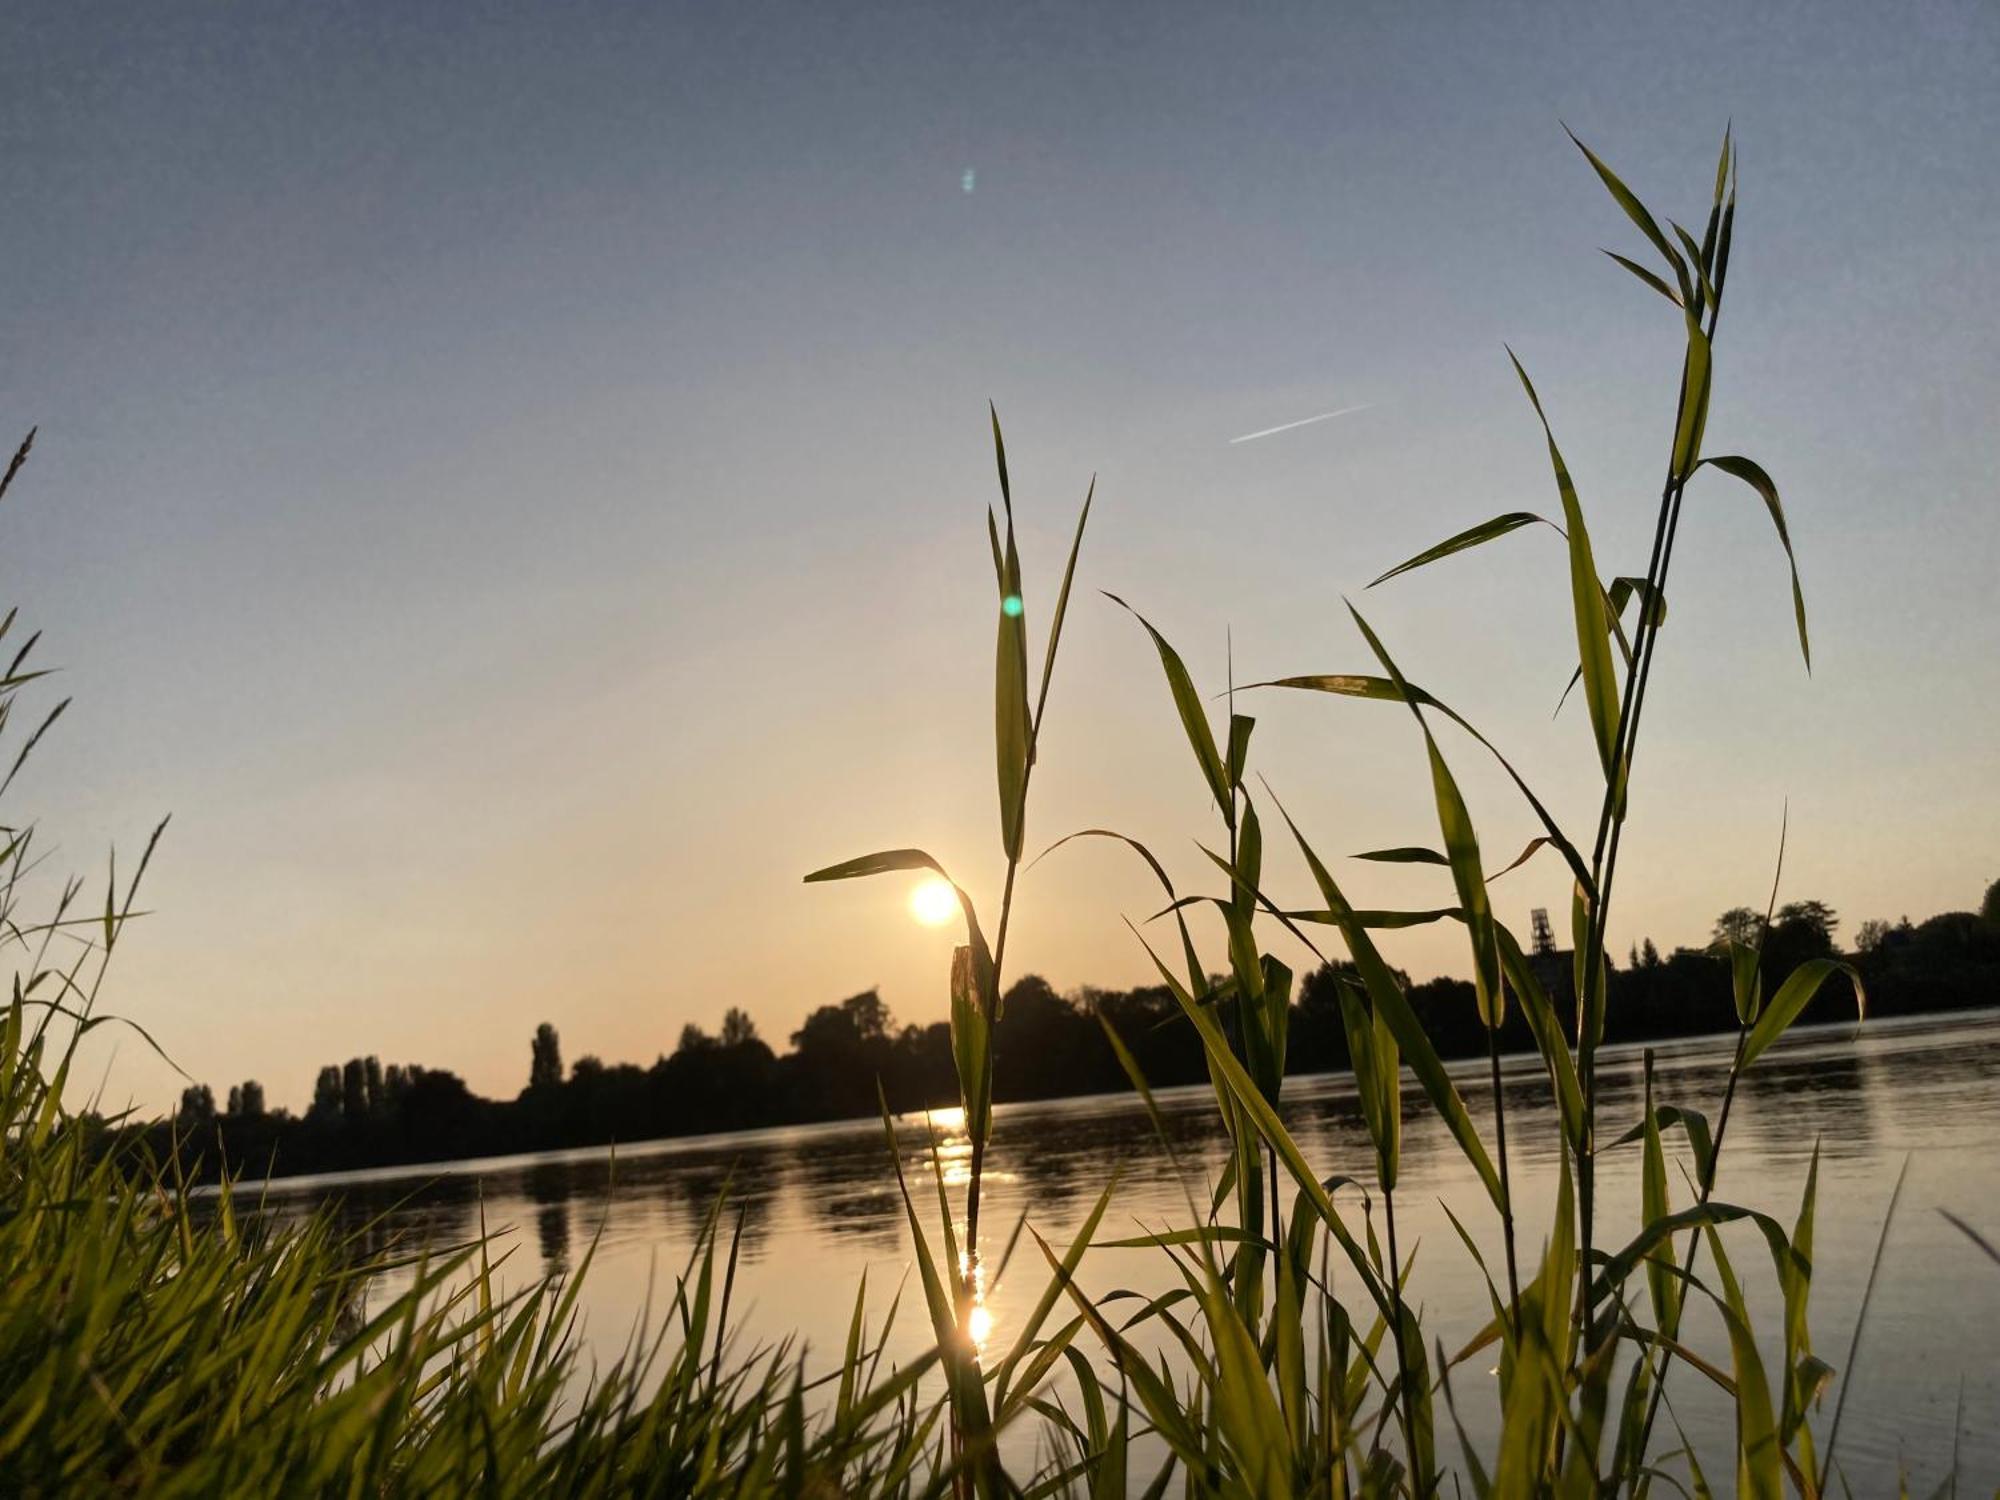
[250,1009,2000,1492]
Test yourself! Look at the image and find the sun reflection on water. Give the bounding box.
[966,1299,993,1352]
[956,1250,995,1359]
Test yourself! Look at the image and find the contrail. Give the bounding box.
[1228,402,1373,445]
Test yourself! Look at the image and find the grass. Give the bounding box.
[2,128,1926,1496]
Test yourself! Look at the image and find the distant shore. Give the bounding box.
[108,899,2000,1186]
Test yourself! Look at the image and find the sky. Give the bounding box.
[2,1,1995,1115]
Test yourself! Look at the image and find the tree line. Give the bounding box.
[127,881,2000,1182]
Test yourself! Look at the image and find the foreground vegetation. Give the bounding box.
[8,131,1984,1495]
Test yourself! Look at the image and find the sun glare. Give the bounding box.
[909,876,958,927]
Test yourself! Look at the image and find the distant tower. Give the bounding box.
[1530,907,1556,958]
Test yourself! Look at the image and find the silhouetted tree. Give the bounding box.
[720,1007,759,1048]
[1711,907,1762,948]
[530,1023,563,1092]
[992,975,1093,1100]
[178,1084,216,1124]
[341,1058,367,1122]
[796,990,890,1047]
[789,990,897,1116]
[237,1079,266,1118]
[1761,900,1840,976]
[1981,877,2000,931]
[1775,900,1839,948]
[309,1065,343,1123]
[1855,919,1892,952]
[1641,938,1661,968]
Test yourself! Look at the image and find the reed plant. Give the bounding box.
[810,126,1873,1497]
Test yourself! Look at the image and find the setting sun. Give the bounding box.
[908,876,958,928]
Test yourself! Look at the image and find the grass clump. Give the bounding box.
[0,436,949,1497]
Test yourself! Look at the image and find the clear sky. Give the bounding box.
[3,2,1995,1114]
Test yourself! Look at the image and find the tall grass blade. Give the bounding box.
[1106,594,1231,821]
[1346,603,1503,1026]
[1246,671,1594,896]
[1367,511,1555,588]
[1270,793,1504,1209]
[1697,455,1811,670]
[1507,349,1622,785]
[1739,958,1864,1069]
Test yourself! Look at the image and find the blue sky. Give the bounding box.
[3,1,1995,1111]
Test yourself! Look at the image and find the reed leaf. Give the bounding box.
[1703,1225,1783,1500]
[1347,603,1503,1026]
[1508,348,1622,784]
[1565,125,1691,306]
[1246,671,1594,897]
[1352,846,1448,866]
[1740,958,1865,1070]
[1697,455,1811,671]
[1106,594,1231,821]
[1367,511,1556,588]
[1270,795,1505,1210]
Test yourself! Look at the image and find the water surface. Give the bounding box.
[259,1010,2000,1492]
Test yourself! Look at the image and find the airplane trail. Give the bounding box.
[1228,402,1373,445]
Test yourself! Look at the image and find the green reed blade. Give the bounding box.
[1127,921,1389,1316]
[1508,349,1623,785]
[1671,321,1713,482]
[1565,125,1692,306]
[1642,1060,1682,1336]
[1486,835,1554,883]
[1271,793,1504,1209]
[1037,827,1206,995]
[1603,249,1684,307]
[1348,602,1503,1026]
[1032,478,1094,740]
[1702,1224,1783,1500]
[1367,511,1557,588]
[1740,959,1865,1070]
[950,944,992,1146]
[991,488,1031,860]
[1246,670,1595,897]
[1105,593,1231,822]
[1697,455,1811,671]
[1352,845,1448,865]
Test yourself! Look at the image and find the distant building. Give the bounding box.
[1528,906,1577,1014]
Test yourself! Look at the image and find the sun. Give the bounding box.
[908,876,958,928]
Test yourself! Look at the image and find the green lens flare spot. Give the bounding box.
[1002,594,1023,617]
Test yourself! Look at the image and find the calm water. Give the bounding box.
[254,1010,2000,1492]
